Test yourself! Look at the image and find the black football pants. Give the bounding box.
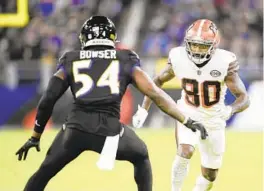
[24,126,152,191]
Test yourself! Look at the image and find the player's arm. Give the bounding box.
[225,62,250,115]
[132,67,207,139]
[15,69,69,161]
[133,66,183,122]
[141,64,175,111]
[32,52,69,139]
[32,69,69,138]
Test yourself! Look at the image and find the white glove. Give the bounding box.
[220,106,233,121]
[132,105,148,128]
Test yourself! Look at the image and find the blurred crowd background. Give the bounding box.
[0,0,263,129]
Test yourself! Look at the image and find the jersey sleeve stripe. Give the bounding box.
[228,64,239,72]
[228,61,239,71]
[168,57,172,64]
[130,62,141,75]
[56,64,68,76]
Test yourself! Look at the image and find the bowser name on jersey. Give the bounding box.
[80,50,117,59]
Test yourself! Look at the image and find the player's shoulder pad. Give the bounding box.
[122,49,140,61]
[169,46,184,57]
[216,49,239,74]
[58,51,70,64]
[119,49,140,65]
[129,50,140,59]
[215,48,237,63]
[168,46,184,64]
[56,51,71,71]
[128,50,140,68]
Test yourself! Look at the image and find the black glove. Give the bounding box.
[184,118,208,140]
[15,137,40,161]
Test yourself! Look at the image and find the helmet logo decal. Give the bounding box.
[92,27,100,37]
[209,23,217,35]
[186,23,194,32]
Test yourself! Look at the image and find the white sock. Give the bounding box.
[193,175,213,191]
[171,155,190,191]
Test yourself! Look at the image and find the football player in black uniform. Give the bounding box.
[16,16,208,191]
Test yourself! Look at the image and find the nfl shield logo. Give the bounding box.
[210,70,221,77]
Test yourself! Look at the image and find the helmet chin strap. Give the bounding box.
[187,51,212,65]
[188,46,214,65]
[192,57,208,65]
[187,51,207,64]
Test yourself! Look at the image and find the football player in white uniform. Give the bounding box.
[133,19,250,191]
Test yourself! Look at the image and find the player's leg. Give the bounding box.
[116,126,152,191]
[193,129,225,191]
[172,122,198,191]
[24,127,84,191]
[192,167,217,191]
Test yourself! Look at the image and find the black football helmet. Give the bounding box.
[79,16,117,49]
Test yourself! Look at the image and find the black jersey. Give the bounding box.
[57,47,140,135]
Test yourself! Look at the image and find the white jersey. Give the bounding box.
[169,46,238,129]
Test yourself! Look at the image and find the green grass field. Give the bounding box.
[0,128,263,191]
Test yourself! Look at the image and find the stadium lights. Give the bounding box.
[0,0,29,27]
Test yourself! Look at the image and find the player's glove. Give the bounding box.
[132,105,148,128]
[184,118,208,140]
[15,137,40,161]
[220,106,233,121]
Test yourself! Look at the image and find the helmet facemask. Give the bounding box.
[185,39,215,65]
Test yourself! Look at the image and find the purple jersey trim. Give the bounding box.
[56,64,67,76]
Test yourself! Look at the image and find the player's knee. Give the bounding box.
[178,144,195,159]
[202,168,218,182]
[204,173,217,182]
[131,142,149,163]
[138,143,149,160]
[39,153,59,172]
